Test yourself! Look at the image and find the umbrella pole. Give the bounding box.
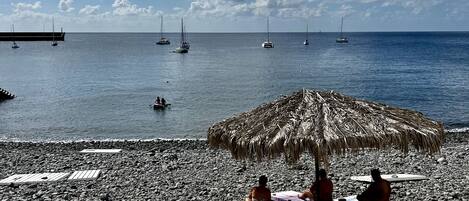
[315,155,320,201]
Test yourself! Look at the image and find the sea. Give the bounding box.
[1,32,468,142]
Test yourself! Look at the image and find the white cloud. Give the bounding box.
[187,0,325,18]
[336,4,355,17]
[12,1,42,12]
[79,5,100,15]
[59,0,74,12]
[379,0,443,14]
[10,1,49,19]
[112,0,154,16]
[188,0,252,17]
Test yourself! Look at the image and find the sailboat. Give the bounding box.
[51,17,58,46]
[304,24,309,45]
[156,16,170,45]
[175,18,190,53]
[261,17,274,48]
[11,24,19,49]
[336,17,348,43]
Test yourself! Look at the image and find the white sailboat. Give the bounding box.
[262,17,274,48]
[336,17,348,43]
[175,18,190,53]
[11,24,19,49]
[304,24,309,45]
[52,17,58,46]
[156,15,170,45]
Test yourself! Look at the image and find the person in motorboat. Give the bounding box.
[161,98,166,106]
[155,97,161,105]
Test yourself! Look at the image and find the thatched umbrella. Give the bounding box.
[207,89,444,199]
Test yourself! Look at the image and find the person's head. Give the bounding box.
[259,175,268,186]
[318,169,327,180]
[371,169,382,181]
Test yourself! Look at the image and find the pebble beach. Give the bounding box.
[1,132,468,201]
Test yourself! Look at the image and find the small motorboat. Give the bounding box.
[153,103,170,110]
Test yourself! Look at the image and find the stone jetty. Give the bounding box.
[0,88,15,101]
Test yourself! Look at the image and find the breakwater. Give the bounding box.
[0,88,15,101]
[0,32,65,41]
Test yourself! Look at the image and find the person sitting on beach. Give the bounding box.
[357,169,391,201]
[161,98,166,106]
[246,175,271,201]
[299,169,333,201]
[155,96,161,105]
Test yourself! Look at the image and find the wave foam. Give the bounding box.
[0,137,207,143]
[445,127,469,133]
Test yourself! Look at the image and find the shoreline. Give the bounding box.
[1,132,468,200]
[1,129,468,143]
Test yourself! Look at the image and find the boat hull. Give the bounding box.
[336,37,349,43]
[156,39,170,45]
[156,42,170,45]
[262,42,274,48]
[153,104,167,110]
[175,47,188,53]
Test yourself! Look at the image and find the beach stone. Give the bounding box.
[437,157,447,163]
[2,135,469,200]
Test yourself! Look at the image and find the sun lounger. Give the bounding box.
[271,191,303,201]
[0,172,70,185]
[334,195,358,201]
[350,174,428,183]
[68,170,101,181]
[79,149,122,153]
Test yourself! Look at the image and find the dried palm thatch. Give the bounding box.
[207,89,444,164]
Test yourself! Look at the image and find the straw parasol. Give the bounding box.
[207,89,444,198]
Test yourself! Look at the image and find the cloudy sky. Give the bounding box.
[1,0,468,32]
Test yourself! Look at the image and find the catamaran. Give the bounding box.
[52,17,58,46]
[11,24,19,49]
[156,16,170,45]
[262,17,274,48]
[175,18,190,53]
[336,17,348,43]
[304,24,309,45]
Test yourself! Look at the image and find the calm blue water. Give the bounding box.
[1,32,469,141]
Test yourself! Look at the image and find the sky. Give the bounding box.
[0,0,468,32]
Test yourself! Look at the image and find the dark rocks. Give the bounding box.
[0,133,468,200]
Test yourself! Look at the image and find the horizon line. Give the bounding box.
[2,30,468,34]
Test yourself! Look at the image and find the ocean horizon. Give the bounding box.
[1,32,468,142]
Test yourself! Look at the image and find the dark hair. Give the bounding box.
[371,169,381,181]
[319,169,327,178]
[259,175,268,186]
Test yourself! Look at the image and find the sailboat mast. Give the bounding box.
[340,17,344,37]
[306,24,308,40]
[160,16,163,39]
[267,17,270,42]
[180,18,184,44]
[52,17,55,42]
[12,24,15,43]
